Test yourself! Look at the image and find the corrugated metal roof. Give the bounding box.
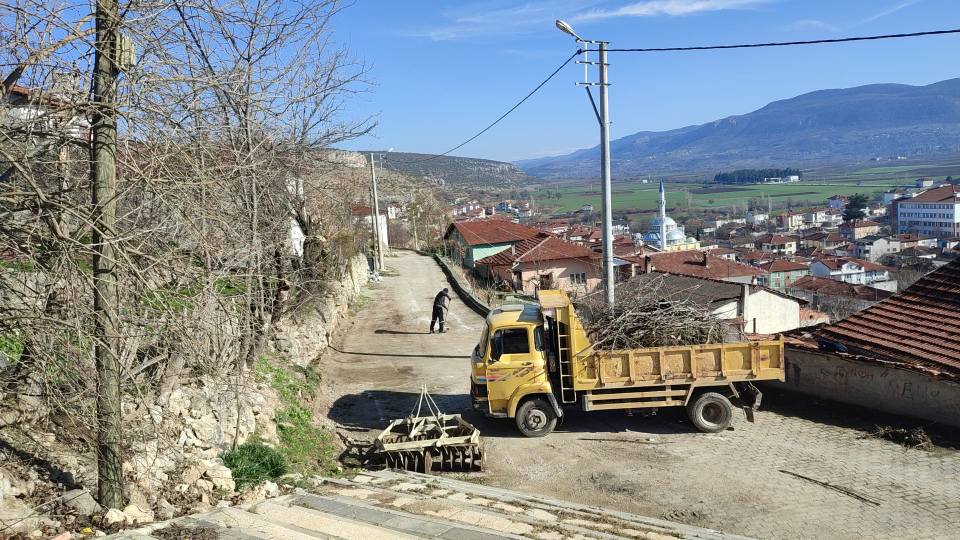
[816,259,960,376]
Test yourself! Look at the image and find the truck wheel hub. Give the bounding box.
[526,409,547,429]
[703,403,723,423]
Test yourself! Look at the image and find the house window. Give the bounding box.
[570,272,587,285]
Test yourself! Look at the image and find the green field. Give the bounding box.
[534,182,895,214]
[533,161,960,215]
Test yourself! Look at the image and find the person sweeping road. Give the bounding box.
[430,287,451,333]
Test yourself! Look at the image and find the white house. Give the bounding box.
[746,212,768,225]
[810,257,892,287]
[757,234,798,255]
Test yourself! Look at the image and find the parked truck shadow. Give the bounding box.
[758,383,960,450]
[328,390,698,438]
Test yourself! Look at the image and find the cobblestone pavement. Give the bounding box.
[479,383,960,539]
[324,251,960,540]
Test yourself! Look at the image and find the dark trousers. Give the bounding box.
[430,306,446,333]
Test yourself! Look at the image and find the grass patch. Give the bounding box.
[222,439,288,489]
[0,331,24,364]
[214,277,246,296]
[348,293,369,315]
[142,286,199,312]
[254,357,339,478]
[0,259,36,272]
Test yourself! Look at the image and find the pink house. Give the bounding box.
[476,235,602,295]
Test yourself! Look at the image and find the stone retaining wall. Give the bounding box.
[432,254,490,316]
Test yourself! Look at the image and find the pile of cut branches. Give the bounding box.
[576,275,728,350]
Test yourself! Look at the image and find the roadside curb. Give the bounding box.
[430,254,491,317]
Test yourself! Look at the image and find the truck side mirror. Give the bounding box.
[491,333,503,362]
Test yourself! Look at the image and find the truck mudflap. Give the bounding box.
[545,391,564,419]
[730,382,763,423]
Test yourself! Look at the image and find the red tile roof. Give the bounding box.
[813,257,892,273]
[803,231,844,242]
[623,250,767,281]
[444,220,542,246]
[350,205,383,216]
[905,184,960,203]
[758,260,809,273]
[757,234,798,244]
[790,275,895,301]
[815,259,960,378]
[476,235,597,267]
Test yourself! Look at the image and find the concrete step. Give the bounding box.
[108,469,749,540]
[250,500,420,540]
[321,470,747,540]
[310,476,656,540]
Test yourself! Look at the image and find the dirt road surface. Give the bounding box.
[319,251,960,539]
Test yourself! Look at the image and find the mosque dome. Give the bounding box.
[666,229,686,242]
[648,216,677,230]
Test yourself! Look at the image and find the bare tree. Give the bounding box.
[2,0,375,509]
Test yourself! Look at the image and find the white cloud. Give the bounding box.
[860,0,922,25]
[408,1,596,41]
[572,0,767,22]
[789,19,839,33]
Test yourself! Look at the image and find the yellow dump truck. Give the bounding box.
[470,290,785,437]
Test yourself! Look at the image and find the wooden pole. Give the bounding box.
[91,0,123,509]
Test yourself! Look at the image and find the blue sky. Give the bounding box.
[334,0,960,162]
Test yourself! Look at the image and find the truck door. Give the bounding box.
[486,327,538,413]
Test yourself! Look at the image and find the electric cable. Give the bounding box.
[606,28,960,53]
[384,50,581,165]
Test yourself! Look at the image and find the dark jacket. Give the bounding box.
[433,290,450,311]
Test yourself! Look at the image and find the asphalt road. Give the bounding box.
[320,251,960,540]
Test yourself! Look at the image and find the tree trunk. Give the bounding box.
[91,0,123,510]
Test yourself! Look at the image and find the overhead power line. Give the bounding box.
[608,27,960,53]
[386,50,581,165]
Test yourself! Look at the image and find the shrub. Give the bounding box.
[222,440,288,488]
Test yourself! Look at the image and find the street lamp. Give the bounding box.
[555,19,583,41]
[555,20,615,306]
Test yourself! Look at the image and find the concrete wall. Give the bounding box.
[744,288,800,334]
[782,349,960,428]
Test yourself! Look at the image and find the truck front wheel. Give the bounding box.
[515,398,557,437]
[687,392,733,433]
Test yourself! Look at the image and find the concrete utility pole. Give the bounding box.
[597,41,614,306]
[556,20,615,305]
[369,153,384,271]
[91,0,123,509]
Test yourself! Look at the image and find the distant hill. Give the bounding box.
[516,78,960,179]
[364,151,531,187]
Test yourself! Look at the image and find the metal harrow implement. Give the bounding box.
[375,386,483,473]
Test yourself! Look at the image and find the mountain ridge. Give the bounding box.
[516,78,960,178]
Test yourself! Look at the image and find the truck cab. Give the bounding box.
[470,302,564,436]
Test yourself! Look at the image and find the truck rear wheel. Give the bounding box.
[687,392,733,433]
[515,398,557,437]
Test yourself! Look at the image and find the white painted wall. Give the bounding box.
[743,288,801,334]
